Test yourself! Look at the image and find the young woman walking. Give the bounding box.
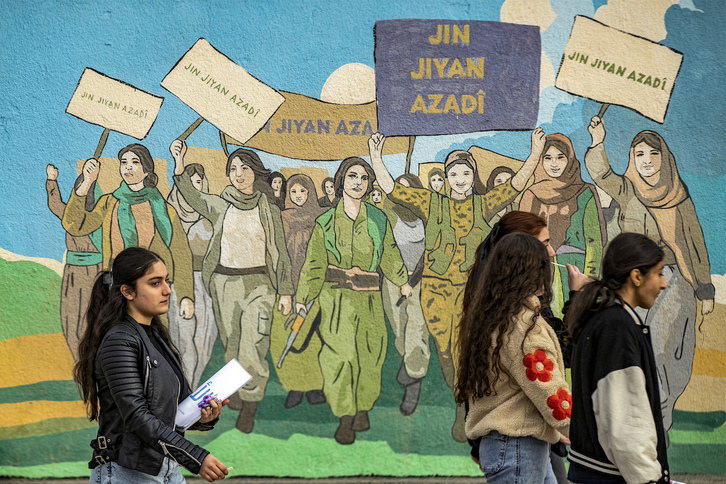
[565,232,670,483]
[456,233,571,482]
[74,247,229,483]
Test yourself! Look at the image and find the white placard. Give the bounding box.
[66,68,163,139]
[555,16,683,123]
[161,38,285,144]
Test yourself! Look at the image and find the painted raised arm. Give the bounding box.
[368,132,395,194]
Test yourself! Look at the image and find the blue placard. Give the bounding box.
[374,20,540,136]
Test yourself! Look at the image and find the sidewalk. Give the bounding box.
[1,475,723,483]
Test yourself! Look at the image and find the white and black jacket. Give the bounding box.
[568,302,670,484]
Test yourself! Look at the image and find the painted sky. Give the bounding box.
[0,0,724,271]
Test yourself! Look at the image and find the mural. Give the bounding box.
[1,0,724,479]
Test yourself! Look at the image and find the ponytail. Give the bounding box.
[74,270,129,420]
[564,233,663,344]
[565,279,622,345]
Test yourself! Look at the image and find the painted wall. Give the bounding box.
[1,0,724,478]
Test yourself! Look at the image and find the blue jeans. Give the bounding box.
[478,431,557,484]
[90,458,185,484]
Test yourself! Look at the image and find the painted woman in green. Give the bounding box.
[294,157,411,445]
[519,133,606,317]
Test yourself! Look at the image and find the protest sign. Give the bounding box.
[374,20,540,137]
[224,91,409,161]
[161,38,285,144]
[555,16,683,123]
[66,68,163,140]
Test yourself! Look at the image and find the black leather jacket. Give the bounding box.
[90,315,215,475]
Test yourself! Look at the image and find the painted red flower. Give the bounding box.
[523,349,554,382]
[547,388,572,420]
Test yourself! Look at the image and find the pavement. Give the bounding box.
[1,475,724,483]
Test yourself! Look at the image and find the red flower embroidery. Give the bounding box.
[523,349,554,382]
[547,388,572,420]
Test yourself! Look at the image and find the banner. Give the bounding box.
[66,68,163,139]
[555,16,683,123]
[161,38,285,144]
[374,20,540,136]
[225,91,409,161]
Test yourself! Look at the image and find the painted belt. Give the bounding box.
[66,251,103,266]
[325,265,380,291]
[214,264,268,276]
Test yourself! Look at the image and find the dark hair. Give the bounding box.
[118,144,158,188]
[268,171,287,196]
[565,233,663,344]
[396,173,424,189]
[486,166,516,192]
[630,131,662,151]
[334,157,376,198]
[184,163,205,179]
[321,176,335,193]
[541,139,571,160]
[455,233,552,403]
[428,168,445,192]
[463,211,548,309]
[444,150,486,195]
[73,247,180,421]
[225,148,273,198]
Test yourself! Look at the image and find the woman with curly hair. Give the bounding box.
[455,232,571,482]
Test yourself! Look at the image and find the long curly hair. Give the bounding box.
[455,232,552,403]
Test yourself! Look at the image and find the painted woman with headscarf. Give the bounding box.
[485,166,518,225]
[62,144,195,325]
[585,115,715,432]
[519,133,606,317]
[270,173,326,409]
[428,167,445,194]
[167,163,218,388]
[268,171,287,210]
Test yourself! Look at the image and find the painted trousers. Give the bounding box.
[168,271,219,389]
[60,262,101,362]
[381,277,430,380]
[210,272,275,402]
[318,284,387,417]
[635,264,697,431]
[420,277,465,389]
[269,298,324,392]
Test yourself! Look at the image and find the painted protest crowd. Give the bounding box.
[47,114,713,451]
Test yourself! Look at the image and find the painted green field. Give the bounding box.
[0,255,724,478]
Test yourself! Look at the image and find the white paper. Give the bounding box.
[175,359,252,430]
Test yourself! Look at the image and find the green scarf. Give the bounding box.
[113,183,173,247]
[88,182,103,253]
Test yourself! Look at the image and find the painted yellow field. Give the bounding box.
[1,301,724,418]
[0,333,74,388]
[0,400,87,427]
